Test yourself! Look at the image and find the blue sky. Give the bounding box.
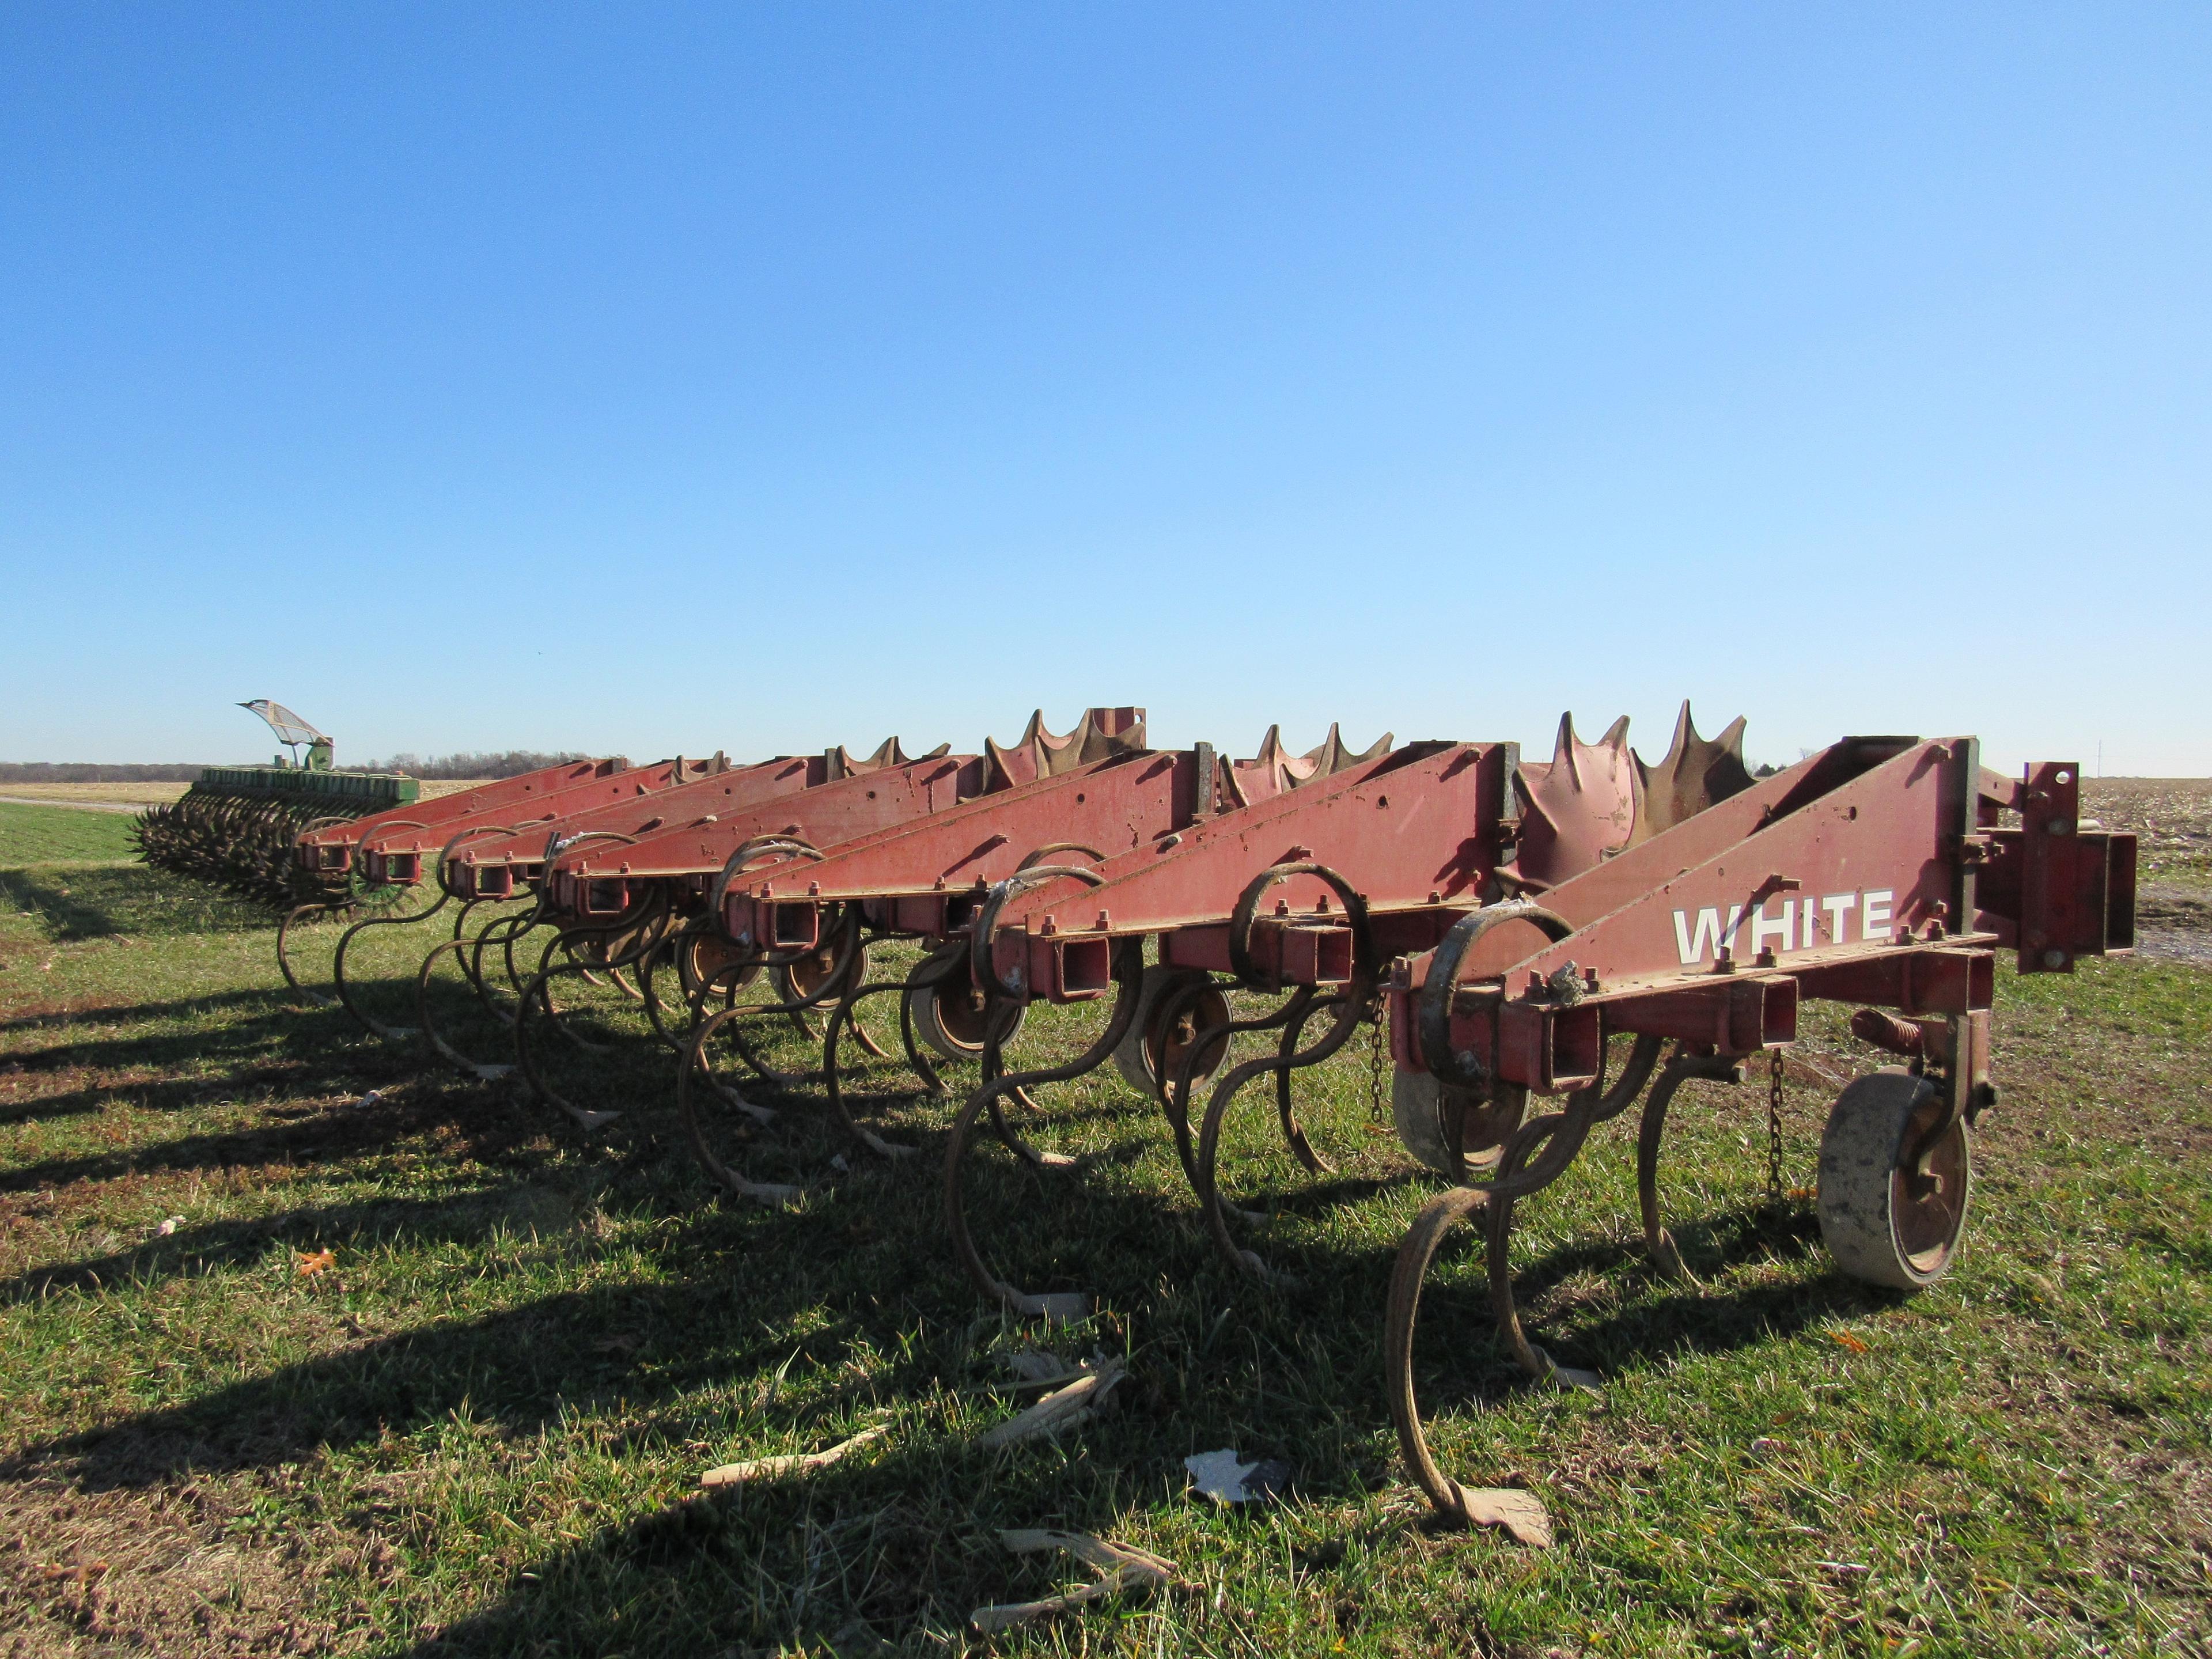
[3,5,2207,775]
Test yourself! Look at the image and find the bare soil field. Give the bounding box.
[0,781,494,812]
[2086,778,2212,963]
[0,784,190,810]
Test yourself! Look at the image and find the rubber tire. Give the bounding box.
[1393,1067,1455,1175]
[1391,1068,1514,1177]
[1817,1068,1973,1290]
[1111,964,1230,1096]
[912,978,1025,1062]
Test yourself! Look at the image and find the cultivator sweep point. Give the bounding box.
[266,701,2134,1545]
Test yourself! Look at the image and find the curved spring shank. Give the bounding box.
[1635,1049,1747,1285]
[1190,990,1362,1281]
[510,891,675,1128]
[332,885,448,1041]
[410,884,554,1078]
[1161,979,1319,1191]
[274,812,384,1005]
[817,945,968,1158]
[677,1005,801,1207]
[941,935,1143,1320]
[1382,1033,1668,1527]
[329,824,518,1039]
[413,893,558,1084]
[1183,859,1378,1281]
[673,914,886,1194]
[714,915,876,1090]
[277,900,349,1006]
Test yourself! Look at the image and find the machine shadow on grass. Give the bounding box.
[12,1066,1876,1464]
[0,863,271,942]
[1,884,1958,1649]
[0,1061,533,1195]
[10,1154,1877,1650]
[0,1177,597,1305]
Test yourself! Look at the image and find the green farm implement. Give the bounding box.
[133,700,420,908]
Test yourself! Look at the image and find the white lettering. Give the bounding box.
[1750,900,1794,955]
[1821,892,1855,945]
[1673,904,1745,965]
[1862,888,1894,941]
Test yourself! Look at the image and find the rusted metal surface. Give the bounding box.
[448,755,834,900]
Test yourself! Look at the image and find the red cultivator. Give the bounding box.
[1373,740,2131,1536]
[691,715,1385,1194]
[281,707,2134,1544]
[411,712,1150,1131]
[928,714,2127,1535]
[940,711,1684,1317]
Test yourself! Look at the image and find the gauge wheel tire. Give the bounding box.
[912,978,1024,1061]
[1392,1067,1513,1177]
[1111,965,1232,1097]
[1817,1068,1973,1291]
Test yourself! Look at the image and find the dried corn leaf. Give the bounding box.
[977,1359,1125,1449]
[1002,1349,1075,1385]
[698,1421,889,1488]
[1183,1448,1294,1505]
[969,1528,1177,1633]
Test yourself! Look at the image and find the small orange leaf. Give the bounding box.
[1828,1328,1869,1353]
[295,1249,335,1278]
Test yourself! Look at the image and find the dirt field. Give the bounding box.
[2072,779,2212,964]
[0,783,191,810]
[0,781,494,812]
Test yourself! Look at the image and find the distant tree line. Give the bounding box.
[1,751,588,783]
[355,751,590,779]
[0,762,208,782]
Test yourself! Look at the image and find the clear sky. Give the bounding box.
[3,5,2207,775]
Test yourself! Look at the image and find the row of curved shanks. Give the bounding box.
[277,704,1964,1558]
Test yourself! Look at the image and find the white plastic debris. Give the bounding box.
[1184,1448,1294,1505]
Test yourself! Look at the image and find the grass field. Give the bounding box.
[0,786,2206,1656]
[0,801,146,865]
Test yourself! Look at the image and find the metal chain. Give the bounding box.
[1367,1002,1388,1122]
[1766,1049,1787,1204]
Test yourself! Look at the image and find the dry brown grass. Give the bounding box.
[0,781,494,810]
[2082,778,2212,889]
[0,784,191,809]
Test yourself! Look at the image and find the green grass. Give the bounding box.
[0,798,143,866]
[0,847,2206,1656]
